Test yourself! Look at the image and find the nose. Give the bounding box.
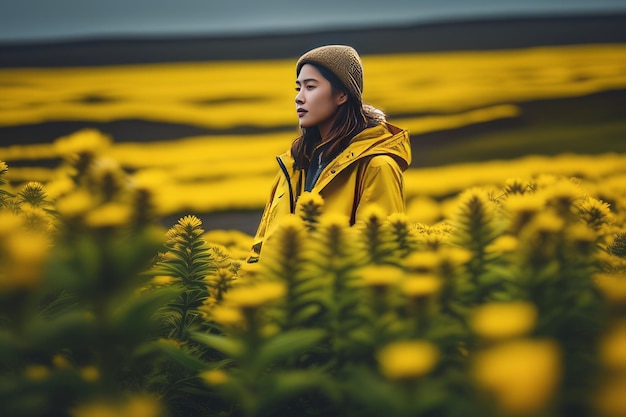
[295,90,304,105]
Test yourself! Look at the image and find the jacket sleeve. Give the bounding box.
[354,155,405,222]
[247,172,281,263]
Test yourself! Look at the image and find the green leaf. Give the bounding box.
[289,302,324,326]
[260,369,337,411]
[161,262,192,280]
[255,329,326,369]
[109,285,183,338]
[191,332,245,358]
[0,330,25,363]
[23,311,96,351]
[343,368,404,415]
[146,340,209,371]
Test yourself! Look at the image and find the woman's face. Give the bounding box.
[295,64,347,137]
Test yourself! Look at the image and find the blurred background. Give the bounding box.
[2,0,626,44]
[1,0,626,233]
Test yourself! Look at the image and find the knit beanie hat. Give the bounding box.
[296,45,363,102]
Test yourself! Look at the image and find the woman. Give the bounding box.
[249,45,411,262]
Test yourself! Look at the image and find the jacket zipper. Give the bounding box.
[276,156,295,214]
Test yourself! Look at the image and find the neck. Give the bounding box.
[317,116,336,142]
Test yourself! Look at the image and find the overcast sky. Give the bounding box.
[1,0,626,43]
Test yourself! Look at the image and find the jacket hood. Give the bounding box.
[347,104,411,170]
[280,106,411,170]
[348,120,411,171]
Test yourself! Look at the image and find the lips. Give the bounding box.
[297,108,308,118]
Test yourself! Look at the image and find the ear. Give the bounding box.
[336,92,348,105]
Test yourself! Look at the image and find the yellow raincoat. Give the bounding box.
[249,121,411,261]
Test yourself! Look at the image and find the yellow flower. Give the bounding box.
[414,222,453,250]
[297,191,325,207]
[54,129,112,157]
[122,396,163,417]
[504,193,545,214]
[533,174,558,189]
[528,210,564,234]
[600,321,626,371]
[151,275,176,286]
[296,191,325,224]
[595,377,626,417]
[0,212,23,236]
[71,395,162,417]
[80,365,100,382]
[18,181,48,206]
[453,187,496,222]
[131,169,170,190]
[55,190,93,218]
[404,251,440,273]
[45,176,75,200]
[401,273,442,298]
[158,338,183,349]
[386,212,410,226]
[84,203,132,228]
[502,177,533,195]
[209,305,244,326]
[52,354,72,369]
[261,323,281,338]
[206,268,235,284]
[607,232,626,258]
[486,235,519,254]
[165,215,204,243]
[542,179,582,211]
[2,231,49,290]
[20,205,51,232]
[566,223,597,243]
[204,228,253,251]
[377,340,439,380]
[470,301,537,340]
[24,365,50,381]
[199,369,229,386]
[236,261,261,279]
[197,295,216,318]
[577,196,613,230]
[177,214,203,230]
[88,157,128,196]
[359,204,386,223]
[359,264,405,288]
[473,339,561,415]
[224,281,285,309]
[594,273,626,304]
[566,223,598,255]
[318,212,351,228]
[406,196,441,224]
[437,246,472,266]
[71,402,120,417]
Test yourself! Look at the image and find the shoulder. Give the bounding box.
[364,154,402,171]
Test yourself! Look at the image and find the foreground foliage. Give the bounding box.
[1,135,626,417]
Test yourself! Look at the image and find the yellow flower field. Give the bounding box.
[2,44,625,128]
[2,43,625,220]
[1,42,626,417]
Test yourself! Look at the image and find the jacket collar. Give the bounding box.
[314,123,410,190]
[277,122,411,192]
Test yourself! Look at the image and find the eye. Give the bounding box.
[295,87,301,92]
[306,85,315,90]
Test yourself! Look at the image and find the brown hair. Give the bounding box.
[291,63,381,170]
